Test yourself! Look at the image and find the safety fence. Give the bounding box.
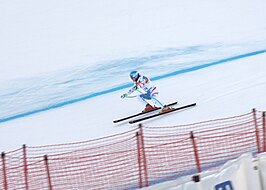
[1,109,265,189]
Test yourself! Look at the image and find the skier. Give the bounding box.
[121,71,171,112]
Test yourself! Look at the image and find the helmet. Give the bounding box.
[130,71,140,81]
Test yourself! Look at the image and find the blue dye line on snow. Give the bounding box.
[151,49,266,81]
[0,49,265,123]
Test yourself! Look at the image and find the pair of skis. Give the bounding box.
[113,102,196,124]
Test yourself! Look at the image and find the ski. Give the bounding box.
[113,102,178,123]
[129,103,196,124]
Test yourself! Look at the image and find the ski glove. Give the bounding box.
[133,85,138,90]
[121,94,127,99]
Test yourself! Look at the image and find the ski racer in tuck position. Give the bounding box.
[121,71,171,112]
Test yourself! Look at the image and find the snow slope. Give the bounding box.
[1,0,266,81]
[0,52,266,152]
[0,0,266,152]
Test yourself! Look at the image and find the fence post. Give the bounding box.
[44,155,53,190]
[136,132,143,189]
[190,131,201,173]
[263,112,266,152]
[1,152,8,190]
[138,124,149,187]
[23,145,29,190]
[253,108,261,153]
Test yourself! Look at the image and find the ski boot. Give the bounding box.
[142,104,156,112]
[161,105,173,113]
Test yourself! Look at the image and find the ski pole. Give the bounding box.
[124,95,137,98]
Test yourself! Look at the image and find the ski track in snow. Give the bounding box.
[0,42,265,123]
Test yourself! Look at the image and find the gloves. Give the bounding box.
[121,86,138,99]
[121,94,127,99]
[133,86,138,90]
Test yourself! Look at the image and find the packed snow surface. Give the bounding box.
[0,0,266,152]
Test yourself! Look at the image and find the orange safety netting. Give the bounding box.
[1,109,265,189]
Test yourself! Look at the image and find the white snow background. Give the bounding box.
[0,0,266,152]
